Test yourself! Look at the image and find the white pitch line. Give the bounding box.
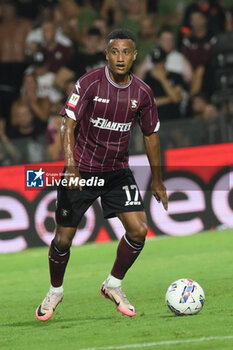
[79,335,233,350]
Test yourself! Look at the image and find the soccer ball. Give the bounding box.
[165,278,205,316]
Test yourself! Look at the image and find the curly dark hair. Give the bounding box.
[106,29,136,45]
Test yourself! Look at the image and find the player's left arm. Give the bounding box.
[139,85,168,210]
[143,132,168,211]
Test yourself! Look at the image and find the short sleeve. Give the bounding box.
[59,76,92,122]
[138,87,160,135]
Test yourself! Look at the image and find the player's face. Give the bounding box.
[106,39,137,77]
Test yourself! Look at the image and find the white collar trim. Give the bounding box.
[105,66,133,89]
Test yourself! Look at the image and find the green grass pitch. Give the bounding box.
[1,229,233,350]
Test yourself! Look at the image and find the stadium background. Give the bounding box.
[0,0,233,252]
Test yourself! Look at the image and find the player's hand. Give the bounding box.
[64,166,83,190]
[151,180,168,211]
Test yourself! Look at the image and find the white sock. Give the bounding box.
[50,285,63,294]
[106,274,122,288]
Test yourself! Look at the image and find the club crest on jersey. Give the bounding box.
[129,98,140,111]
[67,93,80,108]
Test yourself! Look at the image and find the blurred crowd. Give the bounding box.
[0,0,233,165]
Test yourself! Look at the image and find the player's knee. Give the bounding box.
[54,233,72,251]
[128,221,147,242]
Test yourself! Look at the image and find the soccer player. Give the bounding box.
[36,29,168,321]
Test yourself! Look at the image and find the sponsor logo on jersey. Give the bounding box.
[90,117,132,132]
[67,93,80,108]
[129,98,140,111]
[93,96,110,104]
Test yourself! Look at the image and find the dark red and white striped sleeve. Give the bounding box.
[138,86,160,135]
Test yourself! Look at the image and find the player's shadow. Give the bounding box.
[1,315,116,328]
[0,318,76,328]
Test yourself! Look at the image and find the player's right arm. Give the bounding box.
[59,70,99,187]
[60,116,82,190]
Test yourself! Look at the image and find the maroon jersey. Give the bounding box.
[60,66,159,172]
[181,34,216,69]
